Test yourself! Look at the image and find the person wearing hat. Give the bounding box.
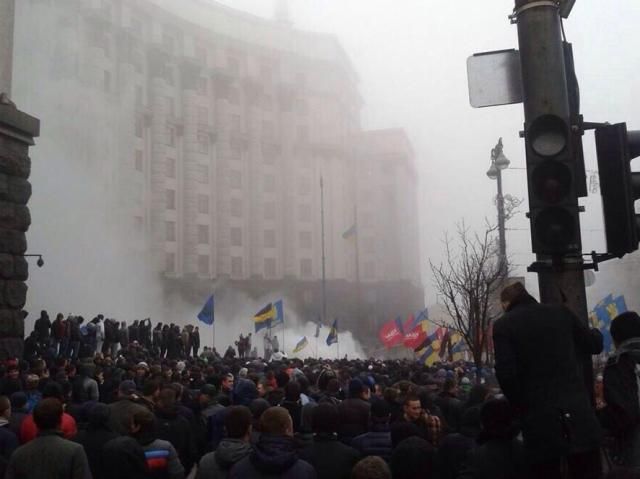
[599,311,640,468]
[107,380,146,435]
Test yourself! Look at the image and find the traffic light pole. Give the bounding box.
[514,0,592,397]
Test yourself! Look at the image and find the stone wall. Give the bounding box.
[0,101,39,360]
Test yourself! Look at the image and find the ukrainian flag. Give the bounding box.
[326,319,338,346]
[254,303,275,332]
[293,336,308,354]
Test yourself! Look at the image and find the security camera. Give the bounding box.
[36,256,44,268]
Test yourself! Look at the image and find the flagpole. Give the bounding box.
[320,176,327,337]
[211,286,215,353]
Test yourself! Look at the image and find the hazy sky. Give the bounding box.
[215,0,640,305]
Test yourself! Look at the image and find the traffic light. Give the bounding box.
[594,123,640,257]
[525,113,582,255]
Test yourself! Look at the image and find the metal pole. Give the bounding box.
[0,0,15,97]
[320,177,327,330]
[514,0,591,394]
[496,168,507,268]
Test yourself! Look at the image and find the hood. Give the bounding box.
[610,337,640,364]
[250,434,298,474]
[215,439,251,469]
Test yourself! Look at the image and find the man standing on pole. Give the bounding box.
[493,282,603,478]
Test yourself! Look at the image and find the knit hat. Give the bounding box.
[119,380,137,396]
[348,378,364,397]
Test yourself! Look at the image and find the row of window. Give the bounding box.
[164,221,312,248]
[165,254,313,278]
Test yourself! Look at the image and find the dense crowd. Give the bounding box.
[1,283,640,479]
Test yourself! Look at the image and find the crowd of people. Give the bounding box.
[0,282,638,478]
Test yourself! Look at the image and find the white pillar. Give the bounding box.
[0,0,15,96]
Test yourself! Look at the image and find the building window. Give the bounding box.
[262,121,274,140]
[229,143,242,161]
[197,107,208,125]
[231,256,243,277]
[229,170,242,189]
[134,150,143,172]
[165,67,175,86]
[229,87,240,105]
[297,125,308,142]
[198,194,209,214]
[195,45,207,64]
[263,150,276,165]
[135,116,144,138]
[296,99,308,115]
[166,189,176,210]
[264,258,276,278]
[298,204,312,222]
[198,225,209,244]
[197,77,208,96]
[166,125,176,147]
[262,94,273,111]
[166,157,176,178]
[166,252,176,273]
[166,221,176,242]
[363,237,376,254]
[165,97,175,117]
[264,202,276,220]
[135,85,143,107]
[134,216,143,233]
[299,231,312,249]
[364,261,375,278]
[298,176,311,195]
[264,229,276,248]
[300,258,312,278]
[198,164,209,184]
[102,70,111,93]
[197,133,209,154]
[230,114,242,132]
[162,32,175,54]
[231,198,243,217]
[230,227,242,246]
[264,174,275,193]
[198,254,209,275]
[228,56,240,75]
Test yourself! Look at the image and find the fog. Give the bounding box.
[10,1,640,357]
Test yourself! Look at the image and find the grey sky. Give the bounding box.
[216,0,640,306]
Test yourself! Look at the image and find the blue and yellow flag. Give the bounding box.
[293,336,309,354]
[342,223,357,239]
[326,319,338,346]
[272,300,284,327]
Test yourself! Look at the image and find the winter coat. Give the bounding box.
[599,337,640,467]
[460,436,530,479]
[337,397,371,442]
[229,434,316,479]
[195,439,251,479]
[34,314,51,340]
[108,398,147,435]
[6,430,91,479]
[73,425,119,479]
[140,438,185,479]
[103,436,148,479]
[155,407,198,473]
[493,294,603,463]
[351,423,392,462]
[436,392,464,433]
[0,421,18,461]
[300,433,360,479]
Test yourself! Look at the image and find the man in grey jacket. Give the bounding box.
[6,398,92,479]
[196,406,252,479]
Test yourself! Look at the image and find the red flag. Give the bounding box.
[403,324,427,349]
[378,320,404,348]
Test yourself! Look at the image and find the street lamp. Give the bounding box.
[20,254,44,268]
[486,138,510,270]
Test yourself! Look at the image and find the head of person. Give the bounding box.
[480,397,516,440]
[260,406,293,437]
[224,406,252,441]
[371,398,391,425]
[351,456,392,479]
[87,402,111,430]
[9,392,27,412]
[349,378,370,400]
[118,380,138,399]
[130,408,155,438]
[199,384,217,406]
[390,436,436,479]
[221,373,234,392]
[33,398,63,431]
[0,396,10,420]
[142,379,161,402]
[403,393,422,421]
[500,282,533,312]
[391,421,424,448]
[156,388,177,412]
[610,311,640,348]
[311,402,339,435]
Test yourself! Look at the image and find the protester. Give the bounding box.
[351,456,391,479]
[493,281,604,479]
[6,398,91,479]
[73,403,119,479]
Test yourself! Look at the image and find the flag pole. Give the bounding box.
[320,176,327,340]
[211,287,215,353]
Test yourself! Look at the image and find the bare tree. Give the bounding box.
[430,220,507,381]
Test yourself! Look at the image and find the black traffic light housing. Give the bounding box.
[525,113,582,255]
[594,123,640,257]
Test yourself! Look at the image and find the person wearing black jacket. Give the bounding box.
[34,311,51,346]
[155,387,198,475]
[493,282,604,479]
[599,311,640,469]
[192,327,200,358]
[73,403,119,479]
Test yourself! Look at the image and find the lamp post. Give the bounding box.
[486,138,510,270]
